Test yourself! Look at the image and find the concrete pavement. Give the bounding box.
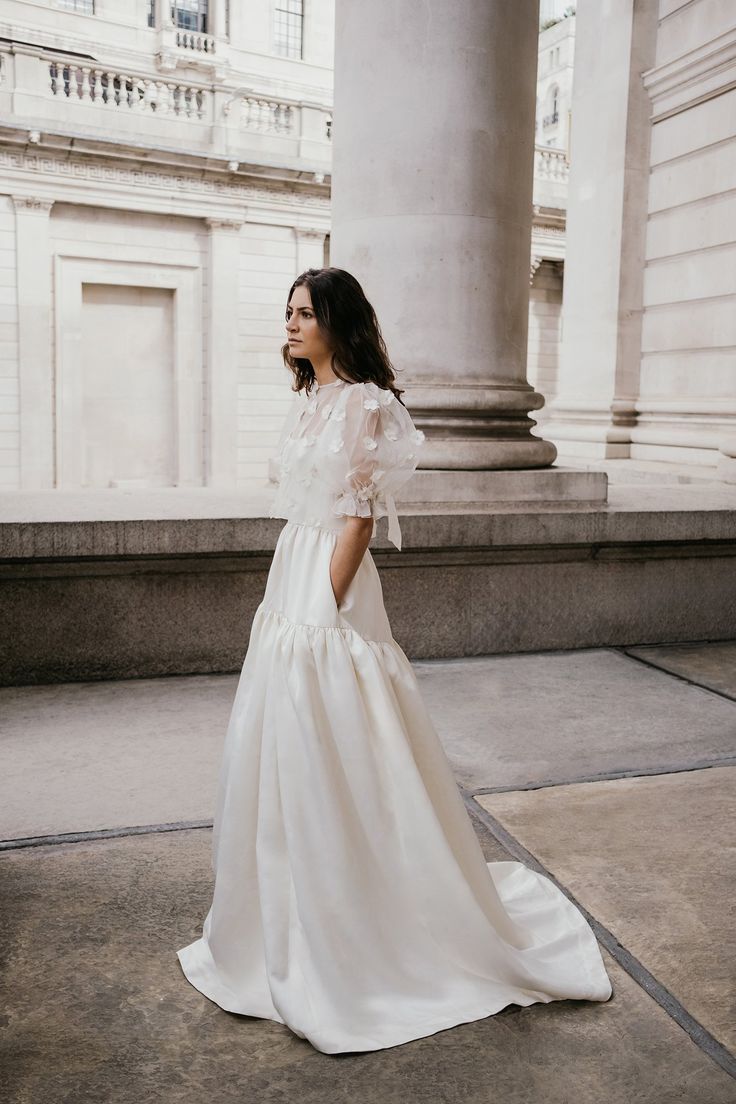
[1,640,735,1102]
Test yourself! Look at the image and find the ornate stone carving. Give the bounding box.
[11,195,54,213]
[205,217,244,232]
[0,151,330,211]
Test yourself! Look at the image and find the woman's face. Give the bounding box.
[285,285,333,364]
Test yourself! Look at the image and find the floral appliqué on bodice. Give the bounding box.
[269,379,425,550]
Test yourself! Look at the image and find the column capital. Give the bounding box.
[205,217,244,233]
[293,226,326,242]
[12,195,54,215]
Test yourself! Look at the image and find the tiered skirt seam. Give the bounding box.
[259,604,394,646]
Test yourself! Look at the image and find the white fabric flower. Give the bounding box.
[384,429,399,442]
[332,409,346,422]
[306,399,318,415]
[412,429,426,445]
[328,438,344,453]
[363,397,379,411]
[378,389,393,406]
[362,436,378,451]
[321,405,333,421]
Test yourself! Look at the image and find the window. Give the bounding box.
[57,0,95,12]
[147,0,155,27]
[274,0,303,59]
[172,0,208,33]
[542,85,559,128]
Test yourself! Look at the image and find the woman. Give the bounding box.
[177,267,613,1054]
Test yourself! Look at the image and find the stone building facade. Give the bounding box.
[528,7,576,420]
[2,0,733,493]
[1,0,575,494]
[0,0,333,491]
[544,0,736,479]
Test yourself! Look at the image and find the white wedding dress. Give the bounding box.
[176,377,613,1054]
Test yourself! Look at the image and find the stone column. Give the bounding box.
[156,0,174,28]
[208,0,227,38]
[330,0,560,475]
[542,0,658,460]
[205,217,242,486]
[13,196,54,489]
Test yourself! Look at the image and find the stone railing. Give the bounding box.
[174,30,216,54]
[224,89,332,144]
[48,60,207,119]
[237,95,296,136]
[534,144,569,183]
[2,48,332,165]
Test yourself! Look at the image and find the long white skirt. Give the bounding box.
[177,520,612,1054]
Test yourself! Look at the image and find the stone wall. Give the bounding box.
[637,0,736,467]
[527,260,563,420]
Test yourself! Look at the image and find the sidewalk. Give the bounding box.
[1,641,735,1102]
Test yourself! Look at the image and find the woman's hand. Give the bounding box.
[329,516,374,607]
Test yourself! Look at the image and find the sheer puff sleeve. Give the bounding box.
[321,381,425,551]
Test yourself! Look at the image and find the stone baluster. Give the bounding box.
[91,68,103,104]
[80,67,92,102]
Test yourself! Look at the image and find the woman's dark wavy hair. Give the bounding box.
[281,267,405,404]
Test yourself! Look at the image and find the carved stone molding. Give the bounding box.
[643,25,736,121]
[0,150,330,211]
[293,226,325,242]
[11,194,54,214]
[205,216,244,232]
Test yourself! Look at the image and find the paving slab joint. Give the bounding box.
[463,787,736,1082]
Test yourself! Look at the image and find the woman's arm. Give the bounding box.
[329,516,374,607]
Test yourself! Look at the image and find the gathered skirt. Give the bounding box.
[176,519,612,1054]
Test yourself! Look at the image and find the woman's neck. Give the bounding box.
[310,352,339,387]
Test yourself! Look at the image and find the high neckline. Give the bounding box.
[314,379,343,391]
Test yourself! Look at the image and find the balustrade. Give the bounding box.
[48,61,206,119]
[534,144,569,183]
[174,31,216,54]
[238,96,296,135]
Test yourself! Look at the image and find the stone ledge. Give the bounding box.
[1,505,735,561]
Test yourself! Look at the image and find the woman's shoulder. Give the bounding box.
[340,378,400,410]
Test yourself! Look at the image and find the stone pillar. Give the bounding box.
[205,217,242,486]
[330,0,558,473]
[13,196,54,489]
[209,0,227,38]
[156,0,174,28]
[542,0,659,460]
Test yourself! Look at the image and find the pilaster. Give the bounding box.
[13,195,54,489]
[205,216,243,486]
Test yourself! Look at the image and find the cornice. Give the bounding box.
[0,146,331,229]
[642,25,736,121]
